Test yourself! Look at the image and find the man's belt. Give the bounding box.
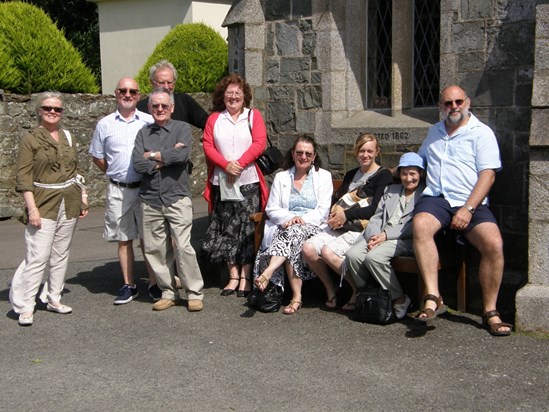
[109,178,141,189]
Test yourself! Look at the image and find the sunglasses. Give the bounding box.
[41,106,63,113]
[295,150,314,158]
[442,98,467,108]
[151,103,171,110]
[117,88,139,96]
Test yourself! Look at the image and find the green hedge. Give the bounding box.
[0,1,99,94]
[136,23,228,93]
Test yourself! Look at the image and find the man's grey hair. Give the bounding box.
[148,88,175,105]
[148,60,178,82]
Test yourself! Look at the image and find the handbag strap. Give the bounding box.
[248,109,273,147]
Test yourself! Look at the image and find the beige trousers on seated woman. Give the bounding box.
[10,200,77,314]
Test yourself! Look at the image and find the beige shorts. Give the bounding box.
[103,183,142,242]
[306,229,362,257]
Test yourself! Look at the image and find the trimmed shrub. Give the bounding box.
[0,1,99,94]
[136,23,228,93]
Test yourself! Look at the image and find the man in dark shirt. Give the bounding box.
[136,59,208,301]
[136,59,208,130]
[132,88,204,312]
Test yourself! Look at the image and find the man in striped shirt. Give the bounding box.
[90,77,155,305]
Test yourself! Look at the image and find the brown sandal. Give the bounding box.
[414,294,447,323]
[483,310,512,337]
[254,274,269,292]
[283,299,302,315]
[325,295,337,310]
[341,301,356,312]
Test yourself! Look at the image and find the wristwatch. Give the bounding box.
[149,151,157,160]
[465,205,476,214]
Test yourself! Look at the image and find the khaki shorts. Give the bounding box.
[103,183,142,242]
[306,229,362,257]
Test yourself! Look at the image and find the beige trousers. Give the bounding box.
[141,197,204,301]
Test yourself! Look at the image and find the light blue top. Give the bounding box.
[418,113,501,207]
[289,169,317,215]
[89,109,153,183]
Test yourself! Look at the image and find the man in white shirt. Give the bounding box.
[90,77,154,305]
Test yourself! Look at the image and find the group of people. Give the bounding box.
[10,64,512,336]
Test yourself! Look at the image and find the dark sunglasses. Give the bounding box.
[117,88,139,96]
[295,150,314,158]
[151,103,171,110]
[442,98,467,108]
[41,106,63,113]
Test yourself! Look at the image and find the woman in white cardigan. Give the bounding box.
[253,136,332,314]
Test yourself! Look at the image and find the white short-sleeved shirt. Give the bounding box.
[418,113,501,207]
[89,109,153,183]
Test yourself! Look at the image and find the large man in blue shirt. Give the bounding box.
[412,85,512,336]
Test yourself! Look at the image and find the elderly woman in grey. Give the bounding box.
[10,91,88,326]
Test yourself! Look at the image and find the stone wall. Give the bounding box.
[0,92,211,219]
[515,3,549,333]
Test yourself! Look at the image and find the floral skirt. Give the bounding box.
[201,183,260,265]
[253,223,322,289]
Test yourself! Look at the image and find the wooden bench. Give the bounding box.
[250,178,467,312]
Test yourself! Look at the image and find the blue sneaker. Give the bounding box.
[148,284,162,302]
[114,284,139,305]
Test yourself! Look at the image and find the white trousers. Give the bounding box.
[10,201,78,314]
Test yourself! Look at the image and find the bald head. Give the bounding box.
[439,85,468,103]
[114,77,141,115]
[439,85,471,130]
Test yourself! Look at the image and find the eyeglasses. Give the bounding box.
[224,92,243,98]
[117,88,139,96]
[41,106,63,113]
[154,80,175,86]
[151,103,171,110]
[294,150,314,158]
[442,98,467,108]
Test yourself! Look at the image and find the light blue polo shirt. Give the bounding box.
[418,113,502,207]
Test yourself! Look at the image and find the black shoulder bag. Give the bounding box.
[248,110,284,175]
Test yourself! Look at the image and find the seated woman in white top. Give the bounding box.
[252,136,332,315]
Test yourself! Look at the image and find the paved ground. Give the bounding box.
[1,198,548,411]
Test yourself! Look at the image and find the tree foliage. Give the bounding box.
[136,23,228,93]
[1,0,100,79]
[0,1,99,93]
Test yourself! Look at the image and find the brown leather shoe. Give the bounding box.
[152,298,177,311]
[187,299,203,312]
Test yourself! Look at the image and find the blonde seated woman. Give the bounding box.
[302,133,393,311]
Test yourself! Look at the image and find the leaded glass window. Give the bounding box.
[367,0,392,109]
[413,0,440,107]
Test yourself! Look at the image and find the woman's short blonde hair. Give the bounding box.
[35,91,62,124]
[353,132,379,157]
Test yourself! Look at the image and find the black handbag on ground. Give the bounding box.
[248,110,284,175]
[352,287,396,324]
[246,282,283,312]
